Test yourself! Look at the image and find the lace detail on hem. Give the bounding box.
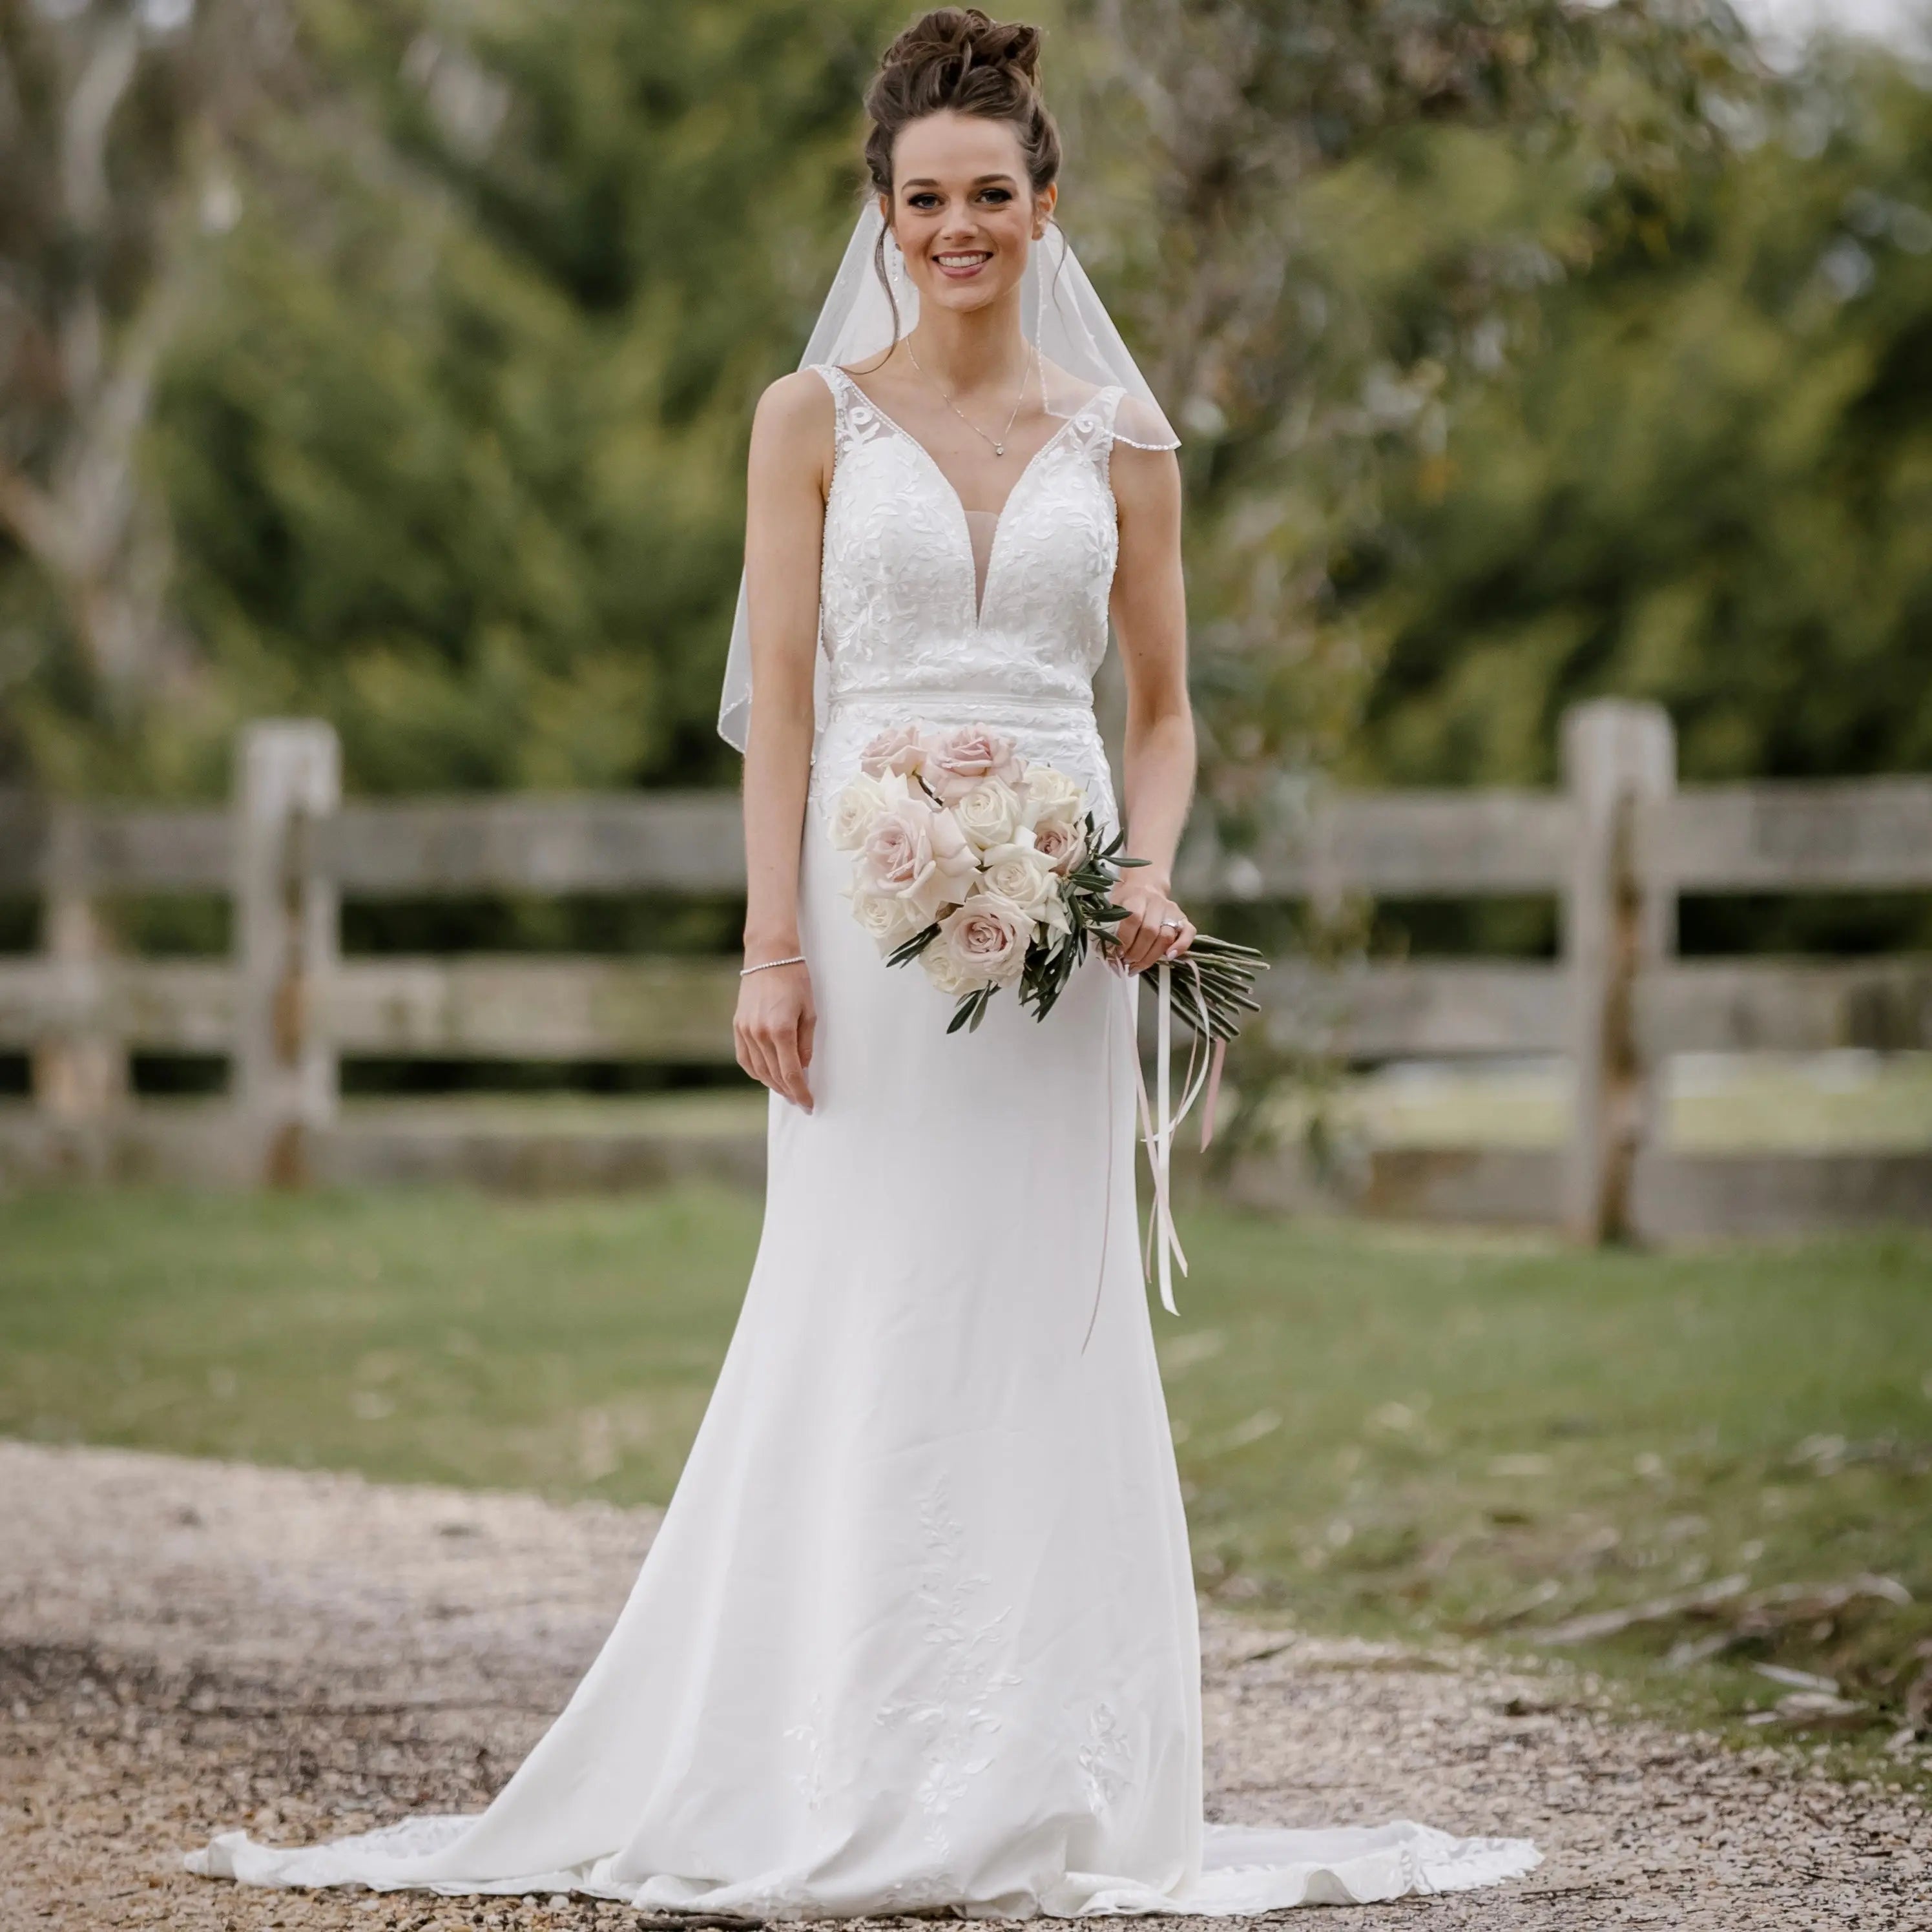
[784,1691,829,1814]
[873,1476,1023,1865]
[1078,1703,1135,1818]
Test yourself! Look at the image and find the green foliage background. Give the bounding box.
[1349,56,1932,796]
[2,2,1927,825]
[8,0,899,797]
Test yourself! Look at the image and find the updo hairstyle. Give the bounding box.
[860,9,1061,346]
[863,8,1061,202]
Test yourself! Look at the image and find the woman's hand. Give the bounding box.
[1108,869,1196,975]
[734,960,816,1112]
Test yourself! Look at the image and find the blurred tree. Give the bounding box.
[1058,0,1763,841]
[129,0,895,798]
[10,0,1924,844]
[1348,50,1932,794]
[0,0,307,784]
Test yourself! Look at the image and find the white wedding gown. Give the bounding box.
[187,365,1544,1914]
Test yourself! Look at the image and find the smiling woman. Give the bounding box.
[849,110,1063,496]
[182,8,1546,1916]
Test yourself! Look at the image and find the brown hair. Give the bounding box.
[860,8,1061,355]
[863,8,1061,202]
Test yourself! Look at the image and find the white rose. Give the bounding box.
[921,805,981,911]
[829,772,894,851]
[853,792,979,921]
[849,888,933,951]
[920,933,980,996]
[929,893,1032,991]
[977,840,1069,936]
[1022,763,1087,830]
[951,776,1025,851]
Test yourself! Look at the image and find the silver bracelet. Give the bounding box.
[740,953,806,976]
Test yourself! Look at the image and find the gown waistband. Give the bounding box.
[825,685,1095,714]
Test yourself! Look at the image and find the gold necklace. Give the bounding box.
[904,337,1036,459]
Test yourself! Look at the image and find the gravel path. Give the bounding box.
[1,1441,1926,1931]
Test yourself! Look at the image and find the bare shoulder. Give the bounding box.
[749,369,835,485]
[754,368,835,439]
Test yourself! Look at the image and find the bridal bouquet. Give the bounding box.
[830,720,1264,1037]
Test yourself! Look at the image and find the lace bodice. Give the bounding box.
[809,362,1125,824]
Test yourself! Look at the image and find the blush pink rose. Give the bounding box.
[927,893,1032,990]
[857,721,933,780]
[1029,816,1086,874]
[855,796,978,922]
[924,725,1023,804]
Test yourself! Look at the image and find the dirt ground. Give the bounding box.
[1,1440,1926,1931]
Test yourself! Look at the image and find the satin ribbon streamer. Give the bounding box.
[1134,959,1223,1316]
[1083,957,1227,1353]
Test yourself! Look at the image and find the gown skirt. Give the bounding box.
[187,802,1545,1914]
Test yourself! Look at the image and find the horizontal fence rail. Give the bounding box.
[1639,958,1932,1056]
[326,957,740,1061]
[1641,781,1932,892]
[10,777,1926,903]
[0,795,746,895]
[2,705,1929,1239]
[315,795,749,896]
[0,799,232,893]
[1176,793,1577,899]
[6,955,1926,1066]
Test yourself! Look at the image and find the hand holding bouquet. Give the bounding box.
[831,721,1264,1039]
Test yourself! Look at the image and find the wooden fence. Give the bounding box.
[1,701,1928,1239]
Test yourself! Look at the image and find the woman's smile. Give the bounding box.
[933,248,994,278]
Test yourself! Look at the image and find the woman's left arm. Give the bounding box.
[1107,438,1198,973]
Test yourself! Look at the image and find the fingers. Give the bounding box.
[771,1020,813,1114]
[740,1021,811,1111]
[1123,910,1165,975]
[734,1023,773,1096]
[1113,895,1193,973]
[734,970,815,1112]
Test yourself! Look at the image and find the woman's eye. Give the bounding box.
[979,189,1012,204]
[908,193,941,211]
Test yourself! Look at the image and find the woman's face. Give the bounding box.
[883,110,1054,320]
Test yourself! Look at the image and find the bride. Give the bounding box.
[189,8,1543,1915]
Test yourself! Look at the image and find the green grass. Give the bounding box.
[1160,1212,1932,1786]
[3,1185,1929,1787]
[1305,1050,1932,1151]
[0,1185,760,1502]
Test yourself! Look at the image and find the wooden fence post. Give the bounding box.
[1562,700,1675,1244]
[30,804,128,1127]
[233,721,340,1187]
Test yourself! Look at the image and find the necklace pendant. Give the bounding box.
[993,441,1005,457]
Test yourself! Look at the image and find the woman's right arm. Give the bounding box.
[733,371,834,1114]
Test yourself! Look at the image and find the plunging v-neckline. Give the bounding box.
[836,368,1091,628]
